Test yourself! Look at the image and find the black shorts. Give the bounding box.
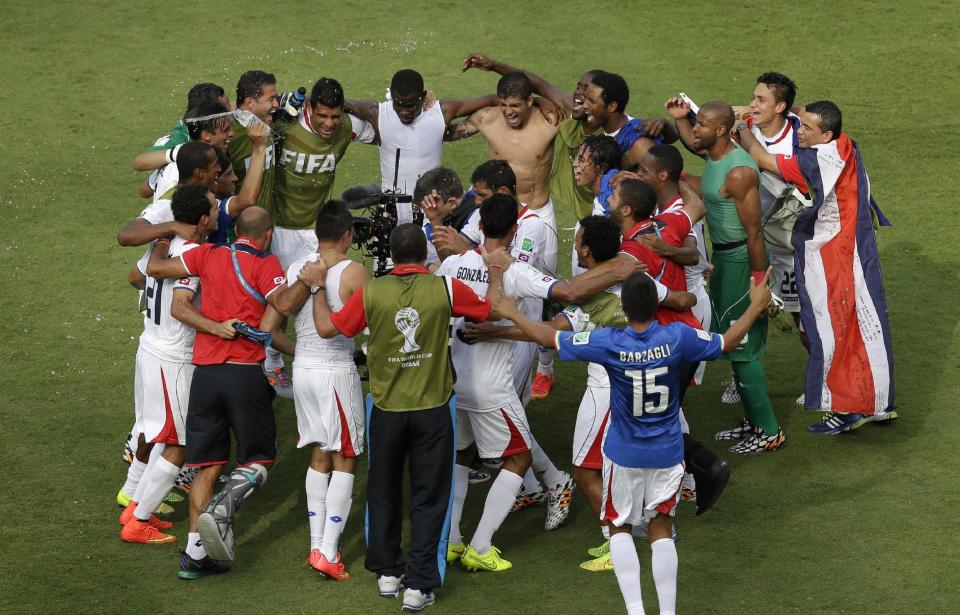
[185,364,277,467]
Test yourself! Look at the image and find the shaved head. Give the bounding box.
[236,206,273,240]
[701,100,736,131]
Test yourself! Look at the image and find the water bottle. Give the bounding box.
[282,87,307,117]
[233,109,271,134]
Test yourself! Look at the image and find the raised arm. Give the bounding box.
[665,96,704,156]
[735,124,779,174]
[491,293,559,349]
[462,53,572,113]
[725,167,767,273]
[230,122,268,214]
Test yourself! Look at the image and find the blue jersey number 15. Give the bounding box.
[624,367,669,416]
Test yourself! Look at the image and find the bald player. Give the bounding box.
[666,98,784,454]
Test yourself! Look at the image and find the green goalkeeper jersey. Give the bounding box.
[147,121,190,151]
[273,113,355,229]
[228,120,276,212]
[702,144,759,246]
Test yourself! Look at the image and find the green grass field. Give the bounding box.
[2,1,959,613]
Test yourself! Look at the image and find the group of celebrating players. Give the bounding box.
[112,52,894,615]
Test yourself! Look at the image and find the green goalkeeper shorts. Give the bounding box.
[709,246,768,362]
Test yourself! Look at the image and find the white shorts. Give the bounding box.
[512,340,537,407]
[292,365,364,456]
[768,243,799,313]
[456,399,533,459]
[136,347,194,446]
[572,386,611,469]
[601,459,684,527]
[690,284,712,385]
[272,227,319,269]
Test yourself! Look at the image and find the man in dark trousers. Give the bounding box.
[147,206,324,579]
[311,223,501,612]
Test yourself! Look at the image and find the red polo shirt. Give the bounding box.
[180,238,286,365]
[331,264,491,336]
[619,217,700,329]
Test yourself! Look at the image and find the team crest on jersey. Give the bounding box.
[572,331,591,345]
[395,307,422,353]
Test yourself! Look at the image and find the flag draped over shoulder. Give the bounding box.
[786,134,895,415]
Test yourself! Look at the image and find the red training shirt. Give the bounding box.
[619,212,701,329]
[180,237,286,365]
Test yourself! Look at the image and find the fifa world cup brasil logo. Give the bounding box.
[394,307,422,353]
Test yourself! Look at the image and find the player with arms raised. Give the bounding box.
[494,269,773,615]
[666,97,785,454]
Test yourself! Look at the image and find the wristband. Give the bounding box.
[751,270,766,286]
[311,285,325,295]
[165,143,183,165]
[736,122,749,133]
[487,264,504,273]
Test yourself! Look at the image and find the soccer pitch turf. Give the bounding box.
[2,1,958,613]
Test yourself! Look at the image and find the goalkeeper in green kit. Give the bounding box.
[665,97,785,454]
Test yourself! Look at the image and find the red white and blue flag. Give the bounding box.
[776,135,895,416]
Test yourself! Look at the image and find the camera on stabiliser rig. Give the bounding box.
[342,183,423,277]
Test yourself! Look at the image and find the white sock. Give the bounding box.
[264,347,283,371]
[186,532,206,560]
[305,468,330,550]
[531,439,565,487]
[134,457,180,521]
[536,347,554,376]
[470,469,523,555]
[132,444,164,504]
[121,458,146,499]
[650,538,678,615]
[449,464,470,545]
[602,524,611,540]
[521,468,541,492]
[320,471,354,562]
[610,532,645,615]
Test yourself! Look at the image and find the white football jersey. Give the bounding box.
[151,163,179,202]
[437,251,553,411]
[378,100,445,194]
[751,114,806,211]
[288,255,355,370]
[138,237,200,363]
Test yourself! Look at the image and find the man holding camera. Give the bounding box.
[147,206,324,579]
[310,223,502,612]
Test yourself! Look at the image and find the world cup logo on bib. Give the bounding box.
[394,307,422,353]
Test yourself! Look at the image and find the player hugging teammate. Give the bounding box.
[113,59,895,614]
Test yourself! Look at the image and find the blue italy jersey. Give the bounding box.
[556,322,724,468]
